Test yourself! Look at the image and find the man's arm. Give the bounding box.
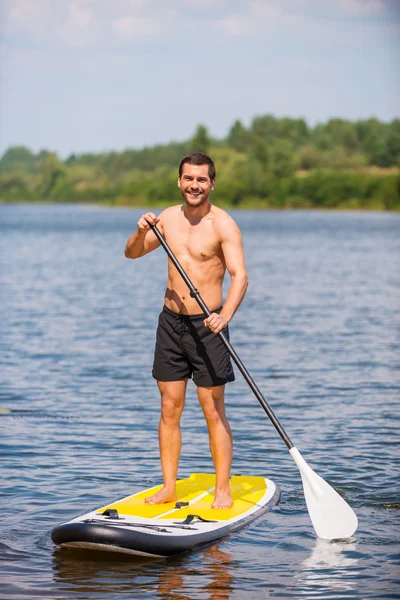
[124,212,162,259]
[204,214,248,334]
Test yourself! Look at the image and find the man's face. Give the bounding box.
[178,163,215,207]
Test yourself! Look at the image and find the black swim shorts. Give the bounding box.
[152,305,235,387]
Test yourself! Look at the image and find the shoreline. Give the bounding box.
[1,199,399,213]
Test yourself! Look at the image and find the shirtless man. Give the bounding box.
[124,152,248,509]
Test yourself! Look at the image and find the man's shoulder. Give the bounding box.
[159,204,182,222]
[211,205,239,232]
[210,204,230,220]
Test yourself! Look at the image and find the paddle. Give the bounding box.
[148,222,358,540]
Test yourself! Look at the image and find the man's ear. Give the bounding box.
[177,178,181,188]
[211,180,215,191]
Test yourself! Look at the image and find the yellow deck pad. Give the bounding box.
[98,473,268,522]
[98,473,215,518]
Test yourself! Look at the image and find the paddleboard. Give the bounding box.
[51,473,281,557]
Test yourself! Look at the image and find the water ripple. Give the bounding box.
[0,206,399,599]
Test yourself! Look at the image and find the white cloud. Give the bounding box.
[219,15,252,35]
[2,0,167,45]
[217,1,285,36]
[182,0,227,7]
[0,0,395,49]
[335,0,384,15]
[68,2,93,28]
[5,0,55,35]
[249,1,283,19]
[112,16,161,37]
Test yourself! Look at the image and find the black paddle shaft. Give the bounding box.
[149,222,294,450]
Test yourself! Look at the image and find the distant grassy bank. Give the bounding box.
[1,115,399,210]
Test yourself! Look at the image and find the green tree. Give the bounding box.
[387,119,400,166]
[242,160,274,199]
[373,177,400,210]
[38,153,65,198]
[250,114,280,143]
[324,119,359,152]
[269,140,298,178]
[356,118,391,166]
[0,172,29,199]
[189,124,210,154]
[298,144,320,170]
[211,147,248,205]
[312,124,336,151]
[0,146,37,173]
[279,118,309,148]
[227,120,251,152]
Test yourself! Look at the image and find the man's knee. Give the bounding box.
[160,397,183,423]
[159,383,186,423]
[198,386,227,422]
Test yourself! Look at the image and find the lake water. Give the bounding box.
[1,205,399,599]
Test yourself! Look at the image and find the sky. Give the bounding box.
[1,0,399,157]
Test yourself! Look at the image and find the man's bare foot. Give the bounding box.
[211,490,233,509]
[145,486,177,505]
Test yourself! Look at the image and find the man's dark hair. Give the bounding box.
[178,152,216,181]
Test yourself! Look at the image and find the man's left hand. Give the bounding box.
[204,312,228,334]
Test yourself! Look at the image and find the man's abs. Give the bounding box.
[164,270,224,315]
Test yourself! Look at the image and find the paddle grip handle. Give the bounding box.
[149,222,294,450]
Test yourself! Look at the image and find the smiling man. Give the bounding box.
[124,152,248,509]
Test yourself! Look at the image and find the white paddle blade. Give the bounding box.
[289,447,358,540]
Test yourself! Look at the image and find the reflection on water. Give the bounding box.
[52,544,234,600]
[303,538,359,570]
[297,539,360,597]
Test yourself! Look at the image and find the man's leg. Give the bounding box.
[197,385,233,509]
[145,379,187,504]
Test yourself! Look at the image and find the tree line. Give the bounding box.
[1,115,399,210]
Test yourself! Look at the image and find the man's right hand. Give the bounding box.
[137,212,159,234]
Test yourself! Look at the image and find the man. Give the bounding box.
[124,152,248,509]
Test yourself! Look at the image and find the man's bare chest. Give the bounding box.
[165,226,222,263]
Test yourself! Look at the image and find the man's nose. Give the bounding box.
[190,180,200,189]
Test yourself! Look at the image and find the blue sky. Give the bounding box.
[1,0,399,157]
